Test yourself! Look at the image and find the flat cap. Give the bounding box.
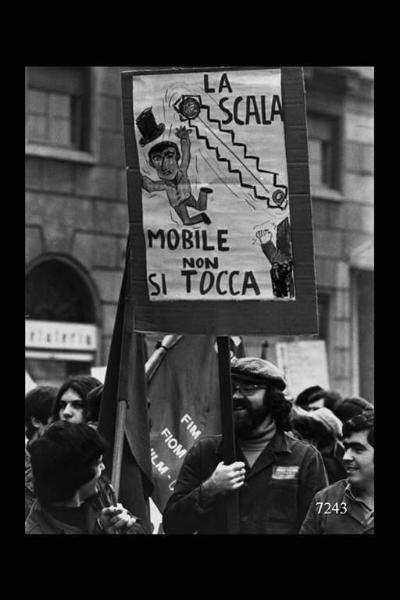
[230,357,286,391]
[309,407,343,438]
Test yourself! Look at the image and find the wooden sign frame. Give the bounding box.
[121,66,317,335]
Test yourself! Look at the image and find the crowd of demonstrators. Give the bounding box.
[26,363,373,535]
[26,421,148,534]
[25,386,58,518]
[163,357,328,534]
[300,410,374,534]
[25,375,148,535]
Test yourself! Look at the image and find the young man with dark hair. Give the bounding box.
[300,410,374,534]
[162,357,328,534]
[26,422,148,534]
[52,375,101,425]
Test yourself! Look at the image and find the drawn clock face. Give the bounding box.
[173,95,202,120]
[181,97,201,119]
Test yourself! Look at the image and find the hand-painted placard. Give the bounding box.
[122,67,317,335]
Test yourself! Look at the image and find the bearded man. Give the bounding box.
[162,357,328,534]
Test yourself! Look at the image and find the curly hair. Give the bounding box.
[342,410,374,447]
[265,387,292,431]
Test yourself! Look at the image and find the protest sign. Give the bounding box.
[275,339,330,398]
[121,66,317,335]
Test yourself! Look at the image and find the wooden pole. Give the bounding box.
[111,333,182,497]
[111,400,127,496]
[216,335,240,534]
[110,238,132,499]
[145,334,182,382]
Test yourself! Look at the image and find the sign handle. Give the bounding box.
[216,336,240,534]
[111,400,127,497]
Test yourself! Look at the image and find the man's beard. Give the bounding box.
[233,394,270,439]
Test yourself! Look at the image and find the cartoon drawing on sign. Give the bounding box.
[254,217,294,298]
[132,70,297,301]
[136,107,165,147]
[173,93,288,210]
[137,107,213,226]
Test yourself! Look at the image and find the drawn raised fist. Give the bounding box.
[175,126,192,140]
[256,229,273,245]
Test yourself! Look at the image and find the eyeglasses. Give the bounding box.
[232,382,266,395]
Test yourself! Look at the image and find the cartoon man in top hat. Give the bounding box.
[137,109,213,226]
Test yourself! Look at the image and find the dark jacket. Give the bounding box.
[25,499,149,535]
[163,431,328,534]
[25,449,35,519]
[299,479,374,535]
[25,478,150,535]
[25,499,104,534]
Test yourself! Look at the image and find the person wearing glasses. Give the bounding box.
[162,357,328,534]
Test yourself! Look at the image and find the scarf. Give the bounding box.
[239,418,277,468]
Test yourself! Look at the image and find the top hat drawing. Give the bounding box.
[136,107,165,147]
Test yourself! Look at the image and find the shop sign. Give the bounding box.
[25,320,97,351]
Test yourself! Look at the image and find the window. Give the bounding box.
[26,67,91,152]
[26,259,97,323]
[308,114,340,191]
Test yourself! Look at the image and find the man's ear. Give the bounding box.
[31,416,41,429]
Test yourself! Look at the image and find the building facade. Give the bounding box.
[25,66,373,401]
